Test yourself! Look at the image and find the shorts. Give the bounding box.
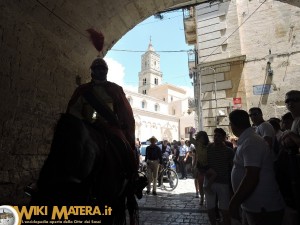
[192,167,205,178]
[205,182,230,210]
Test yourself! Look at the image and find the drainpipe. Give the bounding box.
[198,69,203,131]
[213,69,218,127]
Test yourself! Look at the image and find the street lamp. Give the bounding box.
[188,49,201,131]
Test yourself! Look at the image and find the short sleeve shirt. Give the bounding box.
[207,144,234,184]
[179,144,188,156]
[256,121,275,148]
[256,121,276,159]
[231,127,284,212]
[256,121,275,139]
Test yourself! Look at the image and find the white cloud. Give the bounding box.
[124,85,138,93]
[104,57,125,86]
[104,57,138,92]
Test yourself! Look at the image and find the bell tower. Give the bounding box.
[138,38,163,95]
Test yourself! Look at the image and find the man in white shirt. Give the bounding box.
[249,107,276,159]
[159,140,172,159]
[229,110,285,225]
[178,138,189,179]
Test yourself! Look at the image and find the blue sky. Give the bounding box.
[105,11,194,96]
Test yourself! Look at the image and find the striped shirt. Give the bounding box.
[207,144,234,184]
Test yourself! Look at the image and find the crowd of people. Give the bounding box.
[227,90,300,225]
[138,90,300,225]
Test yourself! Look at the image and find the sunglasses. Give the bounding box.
[285,98,300,104]
[249,112,260,117]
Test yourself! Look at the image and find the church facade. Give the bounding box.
[125,41,195,142]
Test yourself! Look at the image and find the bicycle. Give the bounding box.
[158,159,179,191]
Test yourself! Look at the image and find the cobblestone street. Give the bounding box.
[137,177,210,225]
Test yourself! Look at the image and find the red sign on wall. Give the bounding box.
[233,98,242,104]
[233,98,242,109]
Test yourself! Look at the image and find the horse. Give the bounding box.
[31,113,140,224]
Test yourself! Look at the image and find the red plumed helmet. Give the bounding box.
[86,28,104,52]
[87,28,107,70]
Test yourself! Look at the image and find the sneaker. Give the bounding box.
[152,191,157,195]
[146,190,150,195]
[195,192,199,198]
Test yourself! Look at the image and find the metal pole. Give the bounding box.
[194,49,203,132]
[213,69,218,127]
[198,69,203,131]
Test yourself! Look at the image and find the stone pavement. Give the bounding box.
[137,176,210,225]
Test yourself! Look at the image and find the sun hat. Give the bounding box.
[148,136,158,142]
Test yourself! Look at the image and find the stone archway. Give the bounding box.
[0,0,300,204]
[0,0,199,204]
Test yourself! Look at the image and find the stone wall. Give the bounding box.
[236,0,300,118]
[197,59,245,138]
[0,0,91,203]
[193,0,300,134]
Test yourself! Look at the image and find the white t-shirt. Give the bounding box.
[179,144,188,156]
[256,121,276,160]
[231,127,285,212]
[256,121,275,142]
